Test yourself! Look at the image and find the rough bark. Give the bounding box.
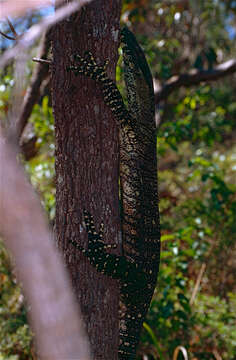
[0,133,90,360]
[51,1,122,359]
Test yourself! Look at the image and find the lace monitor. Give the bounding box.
[69,27,160,359]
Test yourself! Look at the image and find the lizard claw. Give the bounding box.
[103,59,109,70]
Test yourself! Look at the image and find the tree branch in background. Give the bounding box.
[0,0,92,69]
[0,0,92,149]
[0,131,90,360]
[0,17,19,40]
[155,59,236,103]
[0,31,16,40]
[17,30,51,141]
[6,17,19,39]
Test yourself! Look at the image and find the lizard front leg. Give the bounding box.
[68,52,133,127]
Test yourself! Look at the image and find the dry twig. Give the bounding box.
[6,17,19,38]
[0,31,16,40]
[190,263,206,306]
[173,346,188,360]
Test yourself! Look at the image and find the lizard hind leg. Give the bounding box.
[83,210,117,251]
[82,210,122,276]
[83,210,104,244]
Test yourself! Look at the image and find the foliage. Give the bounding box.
[138,82,236,359]
[0,241,34,359]
[26,96,55,220]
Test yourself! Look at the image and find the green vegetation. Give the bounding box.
[1,1,236,358]
[0,242,34,359]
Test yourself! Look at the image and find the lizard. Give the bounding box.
[68,26,161,359]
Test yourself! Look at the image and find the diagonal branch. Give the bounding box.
[0,0,92,69]
[0,30,16,40]
[6,17,19,38]
[0,130,91,360]
[155,59,236,103]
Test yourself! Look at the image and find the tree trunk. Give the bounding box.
[51,1,122,359]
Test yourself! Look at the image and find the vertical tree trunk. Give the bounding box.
[51,1,122,359]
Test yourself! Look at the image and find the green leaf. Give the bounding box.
[143,322,165,360]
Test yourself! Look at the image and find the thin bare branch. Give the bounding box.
[155,59,236,103]
[0,30,16,40]
[32,57,52,64]
[0,0,92,69]
[190,263,206,306]
[6,17,19,38]
[0,130,90,360]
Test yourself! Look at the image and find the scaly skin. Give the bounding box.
[69,27,160,359]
